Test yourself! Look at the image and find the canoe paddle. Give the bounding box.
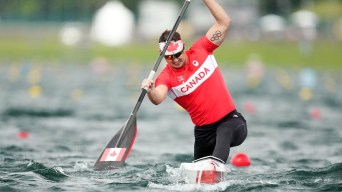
[93,0,191,171]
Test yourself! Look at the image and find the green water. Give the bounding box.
[0,64,341,191]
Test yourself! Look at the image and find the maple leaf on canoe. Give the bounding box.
[110,151,117,157]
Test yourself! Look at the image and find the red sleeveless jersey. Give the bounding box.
[155,36,235,126]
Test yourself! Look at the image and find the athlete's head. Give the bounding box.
[159,30,186,68]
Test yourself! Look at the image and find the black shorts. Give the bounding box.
[194,110,247,163]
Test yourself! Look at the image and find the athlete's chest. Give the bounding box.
[169,52,209,85]
[168,55,218,98]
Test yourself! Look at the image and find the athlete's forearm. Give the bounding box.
[142,79,167,105]
[204,0,231,27]
[147,88,164,105]
[204,0,231,46]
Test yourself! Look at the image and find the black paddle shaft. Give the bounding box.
[116,0,190,148]
[94,0,191,170]
[132,0,191,116]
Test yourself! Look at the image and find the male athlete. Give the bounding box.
[141,0,247,163]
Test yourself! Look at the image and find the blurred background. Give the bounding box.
[0,0,341,68]
[1,0,341,105]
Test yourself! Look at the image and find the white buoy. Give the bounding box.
[60,23,84,46]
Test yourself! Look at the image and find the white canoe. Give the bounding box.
[180,156,226,184]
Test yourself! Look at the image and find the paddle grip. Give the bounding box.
[147,71,155,82]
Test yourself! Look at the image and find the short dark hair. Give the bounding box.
[159,30,182,43]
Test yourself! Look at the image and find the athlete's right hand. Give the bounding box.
[141,79,155,93]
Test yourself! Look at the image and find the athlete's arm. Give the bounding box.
[141,79,168,105]
[203,0,231,46]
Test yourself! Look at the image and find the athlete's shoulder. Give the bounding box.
[190,36,219,53]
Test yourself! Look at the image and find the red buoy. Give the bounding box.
[244,102,255,113]
[230,153,251,167]
[17,131,29,139]
[310,108,321,120]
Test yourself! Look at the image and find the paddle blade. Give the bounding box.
[94,116,137,171]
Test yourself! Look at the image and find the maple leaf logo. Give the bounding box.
[167,41,179,52]
[110,151,117,157]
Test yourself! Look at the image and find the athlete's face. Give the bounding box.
[165,51,186,69]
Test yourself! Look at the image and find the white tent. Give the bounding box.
[90,1,135,47]
[291,10,319,29]
[138,0,179,39]
[259,14,286,33]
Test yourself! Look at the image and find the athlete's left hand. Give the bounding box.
[141,79,155,93]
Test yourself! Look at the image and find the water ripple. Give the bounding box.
[26,160,68,182]
[2,107,74,118]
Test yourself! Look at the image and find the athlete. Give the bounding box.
[141,0,247,163]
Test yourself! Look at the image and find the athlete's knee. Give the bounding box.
[231,123,247,147]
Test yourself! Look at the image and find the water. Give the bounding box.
[0,63,341,191]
